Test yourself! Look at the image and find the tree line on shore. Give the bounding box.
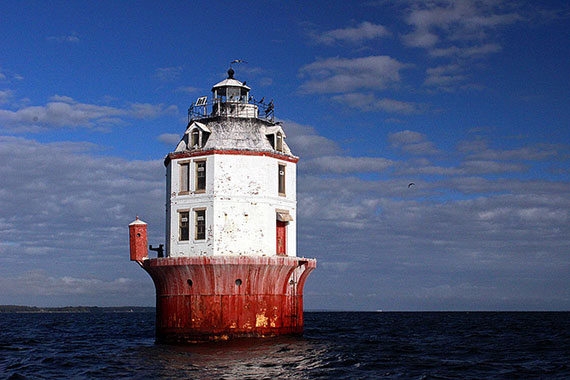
[0,305,154,313]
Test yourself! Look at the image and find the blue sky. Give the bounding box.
[1,0,569,310]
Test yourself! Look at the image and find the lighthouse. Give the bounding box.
[129,67,316,343]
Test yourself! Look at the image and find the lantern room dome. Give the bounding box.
[211,68,251,91]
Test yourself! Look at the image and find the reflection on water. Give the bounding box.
[135,336,328,379]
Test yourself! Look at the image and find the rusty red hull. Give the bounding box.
[140,256,316,343]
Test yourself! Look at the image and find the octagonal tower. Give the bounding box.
[129,67,316,343]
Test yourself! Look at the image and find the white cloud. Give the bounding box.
[459,140,563,161]
[0,125,568,309]
[332,93,421,114]
[0,67,24,82]
[462,160,527,174]
[389,130,440,155]
[0,271,136,297]
[462,42,502,56]
[176,86,200,94]
[0,89,12,104]
[0,136,164,304]
[128,103,178,119]
[158,133,181,145]
[259,77,273,87]
[154,66,183,82]
[402,30,439,48]
[299,56,410,94]
[49,94,75,103]
[0,96,178,132]
[402,0,521,57]
[397,163,465,176]
[46,33,80,43]
[301,155,394,174]
[385,117,406,124]
[430,43,502,58]
[315,21,390,45]
[424,64,466,87]
[281,120,340,158]
[298,171,570,309]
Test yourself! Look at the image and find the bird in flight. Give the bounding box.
[231,59,248,64]
[408,182,415,188]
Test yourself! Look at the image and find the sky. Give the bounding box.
[0,0,569,311]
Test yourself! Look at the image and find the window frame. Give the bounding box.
[278,163,286,196]
[266,133,276,149]
[179,161,190,194]
[195,159,206,193]
[190,130,200,148]
[194,208,206,241]
[178,210,190,241]
[276,132,283,152]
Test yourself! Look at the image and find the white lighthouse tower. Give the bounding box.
[130,67,316,343]
[165,67,296,258]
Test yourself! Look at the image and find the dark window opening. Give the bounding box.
[191,130,200,147]
[195,209,206,240]
[266,134,275,149]
[202,132,210,146]
[179,211,189,241]
[278,164,286,196]
[196,161,206,192]
[276,132,283,152]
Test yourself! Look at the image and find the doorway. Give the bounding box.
[276,221,286,255]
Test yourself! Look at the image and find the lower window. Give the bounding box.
[179,211,189,241]
[195,209,206,240]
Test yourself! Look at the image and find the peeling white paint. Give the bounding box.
[166,147,297,257]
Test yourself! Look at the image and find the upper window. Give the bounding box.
[265,130,284,153]
[195,160,206,192]
[180,162,190,193]
[278,164,286,196]
[191,130,200,147]
[187,128,210,150]
[276,132,283,152]
[266,134,275,149]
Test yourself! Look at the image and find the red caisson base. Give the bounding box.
[140,256,316,343]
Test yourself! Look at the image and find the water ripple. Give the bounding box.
[0,312,569,379]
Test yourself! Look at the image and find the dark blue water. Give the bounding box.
[1,312,569,379]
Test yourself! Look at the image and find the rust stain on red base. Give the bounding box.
[141,256,316,344]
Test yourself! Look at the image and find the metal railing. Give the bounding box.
[188,98,274,123]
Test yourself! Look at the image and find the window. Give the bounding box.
[180,162,190,193]
[278,164,286,196]
[276,132,283,152]
[266,134,275,149]
[179,211,189,241]
[227,87,240,102]
[195,160,206,192]
[195,209,206,240]
[191,130,200,148]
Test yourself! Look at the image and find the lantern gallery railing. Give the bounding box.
[188,97,274,122]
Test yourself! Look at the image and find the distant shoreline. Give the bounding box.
[0,305,155,313]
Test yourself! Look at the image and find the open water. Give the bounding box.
[1,311,569,379]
